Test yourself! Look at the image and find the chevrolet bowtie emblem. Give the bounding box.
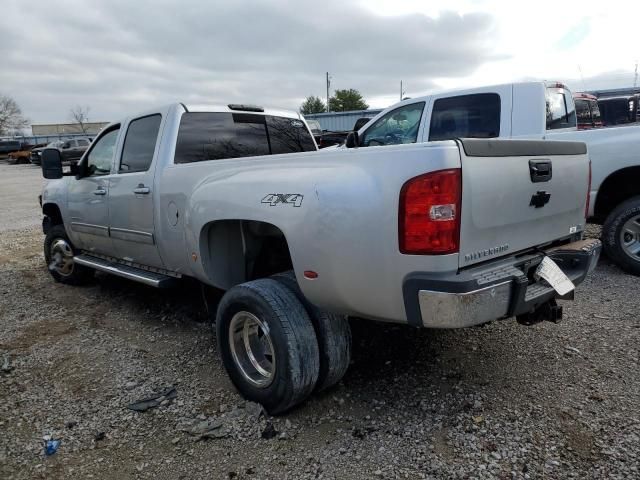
[530,191,551,208]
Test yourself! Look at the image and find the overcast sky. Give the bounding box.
[2,0,639,125]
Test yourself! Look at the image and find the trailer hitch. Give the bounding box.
[516,299,563,326]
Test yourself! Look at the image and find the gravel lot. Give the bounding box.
[1,160,639,479]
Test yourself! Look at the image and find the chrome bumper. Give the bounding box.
[412,238,601,329]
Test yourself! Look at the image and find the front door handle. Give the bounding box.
[93,188,107,196]
[133,184,150,194]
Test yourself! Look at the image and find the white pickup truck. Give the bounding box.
[345,81,640,275]
[39,103,600,413]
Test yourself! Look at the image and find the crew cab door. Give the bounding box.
[67,126,120,254]
[107,114,164,268]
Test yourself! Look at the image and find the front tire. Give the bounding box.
[216,279,320,414]
[602,196,640,276]
[44,224,94,285]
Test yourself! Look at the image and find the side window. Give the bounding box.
[175,112,270,163]
[360,102,425,147]
[429,93,500,141]
[119,114,162,173]
[546,88,577,130]
[85,128,120,176]
[266,116,316,154]
[77,139,89,147]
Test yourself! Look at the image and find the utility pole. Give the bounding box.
[326,72,331,112]
[400,80,403,101]
[634,62,638,90]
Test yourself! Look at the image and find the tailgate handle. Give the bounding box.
[529,160,552,183]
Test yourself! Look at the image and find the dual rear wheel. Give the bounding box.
[216,274,351,414]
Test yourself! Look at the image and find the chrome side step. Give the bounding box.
[74,254,176,288]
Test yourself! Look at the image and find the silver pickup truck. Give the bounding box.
[39,103,601,413]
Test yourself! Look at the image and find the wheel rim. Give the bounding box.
[229,311,276,388]
[620,214,640,261]
[49,238,74,276]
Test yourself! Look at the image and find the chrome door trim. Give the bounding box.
[70,222,109,237]
[110,227,155,245]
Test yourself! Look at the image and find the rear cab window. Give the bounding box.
[175,112,315,164]
[428,93,500,141]
[546,87,576,130]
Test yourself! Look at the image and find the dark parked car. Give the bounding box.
[30,138,91,165]
[598,94,639,126]
[0,140,22,157]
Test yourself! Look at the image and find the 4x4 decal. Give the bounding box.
[261,194,303,207]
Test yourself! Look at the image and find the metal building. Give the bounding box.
[304,109,383,132]
[31,122,109,136]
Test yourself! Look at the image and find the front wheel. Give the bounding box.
[216,279,320,414]
[44,224,94,285]
[602,196,640,276]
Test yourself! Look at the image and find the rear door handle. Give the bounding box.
[133,185,150,194]
[93,188,107,196]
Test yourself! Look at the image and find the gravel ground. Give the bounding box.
[1,162,639,479]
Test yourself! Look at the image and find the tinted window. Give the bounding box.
[175,112,314,164]
[266,116,316,154]
[77,139,89,146]
[86,128,119,176]
[429,93,500,141]
[360,102,425,147]
[119,114,161,173]
[575,99,591,126]
[546,88,576,130]
[598,98,637,125]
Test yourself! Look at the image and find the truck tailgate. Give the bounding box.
[457,139,589,268]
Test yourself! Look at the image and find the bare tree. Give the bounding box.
[70,105,91,134]
[0,94,29,136]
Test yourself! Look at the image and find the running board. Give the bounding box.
[74,254,176,288]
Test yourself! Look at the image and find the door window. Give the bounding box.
[360,102,425,147]
[77,139,89,146]
[85,128,120,176]
[119,114,162,173]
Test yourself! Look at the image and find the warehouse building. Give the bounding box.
[304,108,382,132]
[31,122,109,136]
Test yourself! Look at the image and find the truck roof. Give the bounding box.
[366,81,566,121]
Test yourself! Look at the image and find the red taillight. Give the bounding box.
[585,160,592,219]
[399,169,462,255]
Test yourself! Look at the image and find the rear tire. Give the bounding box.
[216,278,320,414]
[44,224,94,285]
[602,196,640,276]
[272,271,351,392]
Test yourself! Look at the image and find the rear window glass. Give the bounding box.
[266,116,316,154]
[546,88,577,130]
[575,99,591,125]
[175,112,315,164]
[428,93,500,141]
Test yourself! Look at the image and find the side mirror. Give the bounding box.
[41,148,63,179]
[345,131,359,149]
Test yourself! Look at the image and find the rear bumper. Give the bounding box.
[403,238,601,328]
